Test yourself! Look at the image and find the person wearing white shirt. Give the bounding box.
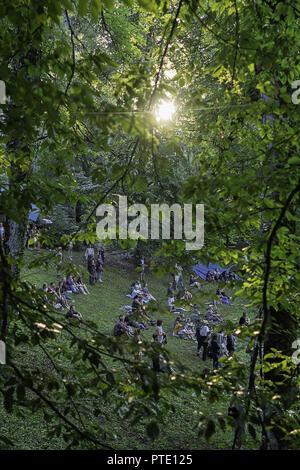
[85,244,94,260]
[196,321,210,360]
[0,222,4,241]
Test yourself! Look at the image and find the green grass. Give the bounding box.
[0,248,254,450]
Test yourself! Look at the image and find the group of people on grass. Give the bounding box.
[40,273,90,325]
[206,268,238,282]
[111,255,243,372]
[163,261,244,370]
[195,321,236,369]
[116,278,158,334]
[42,243,246,373]
[127,280,156,302]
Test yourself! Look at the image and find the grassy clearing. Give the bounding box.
[0,248,254,450]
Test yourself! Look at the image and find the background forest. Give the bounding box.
[0,0,299,450]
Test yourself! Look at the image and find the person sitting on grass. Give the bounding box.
[178,320,195,340]
[173,316,181,336]
[129,282,136,295]
[126,316,148,330]
[40,283,48,292]
[140,305,155,326]
[142,283,156,302]
[50,288,66,310]
[132,294,143,312]
[49,282,56,292]
[126,281,142,299]
[123,316,135,336]
[58,282,72,302]
[189,273,202,289]
[59,280,73,301]
[220,290,231,305]
[113,315,133,337]
[74,276,90,295]
[66,276,80,295]
[206,307,222,323]
[181,288,193,302]
[65,305,83,326]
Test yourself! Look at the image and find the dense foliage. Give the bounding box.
[0,0,299,450]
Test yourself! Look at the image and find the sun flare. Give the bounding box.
[155,100,175,122]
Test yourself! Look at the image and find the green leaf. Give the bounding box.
[78,0,89,17]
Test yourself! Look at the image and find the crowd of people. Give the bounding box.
[32,239,246,373]
[206,268,238,282]
[110,257,244,372]
[39,275,89,325]
[37,242,107,326]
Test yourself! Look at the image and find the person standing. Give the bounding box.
[196,321,210,360]
[99,245,105,264]
[68,240,73,259]
[96,253,104,283]
[0,222,4,242]
[152,320,166,372]
[153,319,165,344]
[227,333,236,356]
[32,227,40,251]
[174,262,184,290]
[56,246,63,277]
[211,334,221,370]
[87,255,96,285]
[139,255,146,282]
[85,244,94,261]
[167,282,175,312]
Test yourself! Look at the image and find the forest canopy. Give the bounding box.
[0,0,299,451]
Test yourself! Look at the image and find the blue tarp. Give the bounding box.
[28,204,40,222]
[192,262,241,280]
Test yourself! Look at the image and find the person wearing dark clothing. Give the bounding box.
[211,336,220,369]
[113,315,132,337]
[226,334,235,356]
[132,295,142,312]
[196,323,210,360]
[65,306,83,326]
[87,255,96,285]
[239,312,248,326]
[99,247,105,264]
[167,282,174,297]
[95,255,104,283]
